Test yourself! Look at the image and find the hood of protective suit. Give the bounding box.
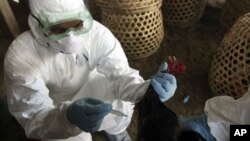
[28,0,92,50]
[29,0,84,17]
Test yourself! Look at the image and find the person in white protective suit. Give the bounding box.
[179,86,250,141]
[4,0,177,141]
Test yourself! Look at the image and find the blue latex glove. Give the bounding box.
[180,114,216,141]
[151,62,177,102]
[67,97,112,133]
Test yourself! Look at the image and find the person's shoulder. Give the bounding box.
[4,31,37,66]
[91,20,109,31]
[15,31,33,42]
[4,31,43,77]
[90,20,114,37]
[8,31,35,52]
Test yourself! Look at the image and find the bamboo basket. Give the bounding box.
[209,13,250,99]
[97,0,161,12]
[97,0,164,59]
[162,0,206,27]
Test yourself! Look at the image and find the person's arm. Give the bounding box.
[93,26,150,102]
[180,114,216,141]
[4,40,82,139]
[5,74,82,139]
[93,23,176,103]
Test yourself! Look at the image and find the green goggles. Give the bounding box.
[36,6,93,41]
[50,20,83,34]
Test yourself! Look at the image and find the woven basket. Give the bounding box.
[97,0,162,12]
[162,0,206,27]
[98,0,164,59]
[220,0,250,32]
[209,13,250,99]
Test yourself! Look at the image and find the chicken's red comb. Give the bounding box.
[167,56,186,74]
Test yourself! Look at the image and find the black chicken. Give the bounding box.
[135,85,179,141]
[135,56,187,141]
[134,84,207,141]
[135,57,207,141]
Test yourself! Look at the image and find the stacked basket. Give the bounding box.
[220,0,250,32]
[162,0,206,27]
[97,0,164,59]
[209,13,250,99]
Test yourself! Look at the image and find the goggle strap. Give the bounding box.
[31,14,49,37]
[31,14,44,28]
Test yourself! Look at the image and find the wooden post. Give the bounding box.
[0,0,21,38]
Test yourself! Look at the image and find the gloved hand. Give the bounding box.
[67,97,112,133]
[180,114,216,141]
[151,62,177,102]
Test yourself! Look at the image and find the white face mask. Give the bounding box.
[48,34,87,66]
[48,34,83,54]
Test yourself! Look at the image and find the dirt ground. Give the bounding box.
[0,2,224,141]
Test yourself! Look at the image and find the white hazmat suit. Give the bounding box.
[4,0,150,140]
[205,86,250,141]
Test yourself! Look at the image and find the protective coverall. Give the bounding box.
[205,86,250,141]
[4,0,150,140]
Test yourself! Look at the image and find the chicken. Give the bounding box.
[135,56,186,141]
[135,85,179,141]
[178,131,206,141]
[166,56,186,74]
